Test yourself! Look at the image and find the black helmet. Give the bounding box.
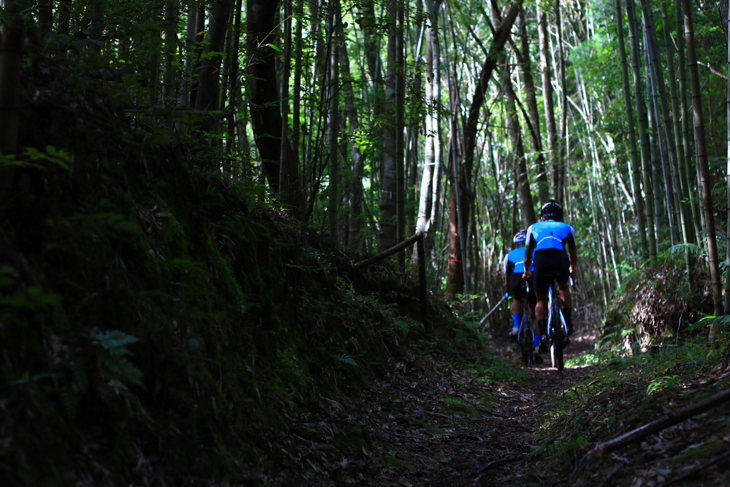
[540,200,563,221]
[512,229,527,246]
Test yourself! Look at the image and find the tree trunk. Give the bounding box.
[643,18,676,246]
[538,0,559,201]
[328,0,341,242]
[396,1,406,267]
[195,0,235,111]
[163,0,177,102]
[555,0,568,202]
[626,0,658,264]
[416,0,441,240]
[504,71,537,227]
[682,0,723,318]
[727,0,730,312]
[447,2,519,297]
[246,0,303,216]
[340,35,365,251]
[640,0,690,250]
[676,0,702,246]
[616,0,649,263]
[378,0,398,250]
[0,13,23,219]
[517,11,550,204]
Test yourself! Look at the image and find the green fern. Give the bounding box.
[89,328,143,387]
[337,353,358,367]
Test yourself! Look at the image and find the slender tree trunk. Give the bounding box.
[644,18,676,246]
[626,0,658,264]
[328,0,341,242]
[39,0,52,39]
[504,67,537,226]
[379,0,398,250]
[195,0,235,111]
[428,0,443,243]
[538,0,559,200]
[616,0,649,263]
[682,0,723,318]
[396,1,406,267]
[662,0,693,244]
[517,11,550,204]
[555,0,568,201]
[416,0,440,241]
[341,37,365,251]
[190,6,206,108]
[727,0,730,312]
[163,1,177,102]
[0,13,23,219]
[676,0,702,246]
[447,2,519,297]
[247,0,303,216]
[641,0,691,250]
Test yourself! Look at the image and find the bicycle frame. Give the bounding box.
[546,282,568,338]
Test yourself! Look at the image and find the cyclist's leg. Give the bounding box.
[509,273,526,336]
[532,251,552,336]
[554,251,573,337]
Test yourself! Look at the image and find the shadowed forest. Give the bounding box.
[2,0,730,484]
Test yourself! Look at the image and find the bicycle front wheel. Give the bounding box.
[549,289,564,371]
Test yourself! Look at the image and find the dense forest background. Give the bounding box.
[2,0,729,306]
[2,0,730,484]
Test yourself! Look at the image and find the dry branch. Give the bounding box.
[353,232,423,270]
[589,387,730,458]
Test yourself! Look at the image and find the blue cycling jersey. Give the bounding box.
[525,220,576,253]
[503,247,533,274]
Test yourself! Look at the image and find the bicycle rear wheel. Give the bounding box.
[549,287,564,371]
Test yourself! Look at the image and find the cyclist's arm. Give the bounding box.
[566,227,578,273]
[568,247,578,274]
[503,255,512,293]
[522,245,534,278]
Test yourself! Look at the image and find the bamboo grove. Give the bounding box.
[1,0,729,315]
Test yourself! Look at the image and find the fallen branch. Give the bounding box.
[662,448,730,486]
[353,232,423,270]
[590,387,730,458]
[571,387,730,482]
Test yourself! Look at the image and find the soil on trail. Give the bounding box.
[253,318,598,486]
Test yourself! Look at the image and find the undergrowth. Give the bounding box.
[602,251,713,349]
[535,338,730,483]
[0,53,481,485]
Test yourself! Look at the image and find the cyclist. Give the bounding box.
[503,230,536,338]
[522,200,578,350]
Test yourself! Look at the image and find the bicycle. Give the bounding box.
[545,271,569,371]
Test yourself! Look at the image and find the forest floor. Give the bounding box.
[250,315,601,486]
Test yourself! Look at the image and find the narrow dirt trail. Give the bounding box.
[254,321,599,485]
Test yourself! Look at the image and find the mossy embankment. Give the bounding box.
[0,56,480,485]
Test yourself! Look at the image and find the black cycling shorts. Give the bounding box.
[509,272,536,308]
[532,249,570,295]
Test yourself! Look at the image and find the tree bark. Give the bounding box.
[195,0,235,111]
[246,0,303,216]
[516,11,550,204]
[626,0,658,264]
[327,0,341,243]
[676,0,702,246]
[447,2,519,296]
[682,0,723,318]
[378,0,398,250]
[538,0,558,201]
[616,0,649,263]
[0,13,23,219]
